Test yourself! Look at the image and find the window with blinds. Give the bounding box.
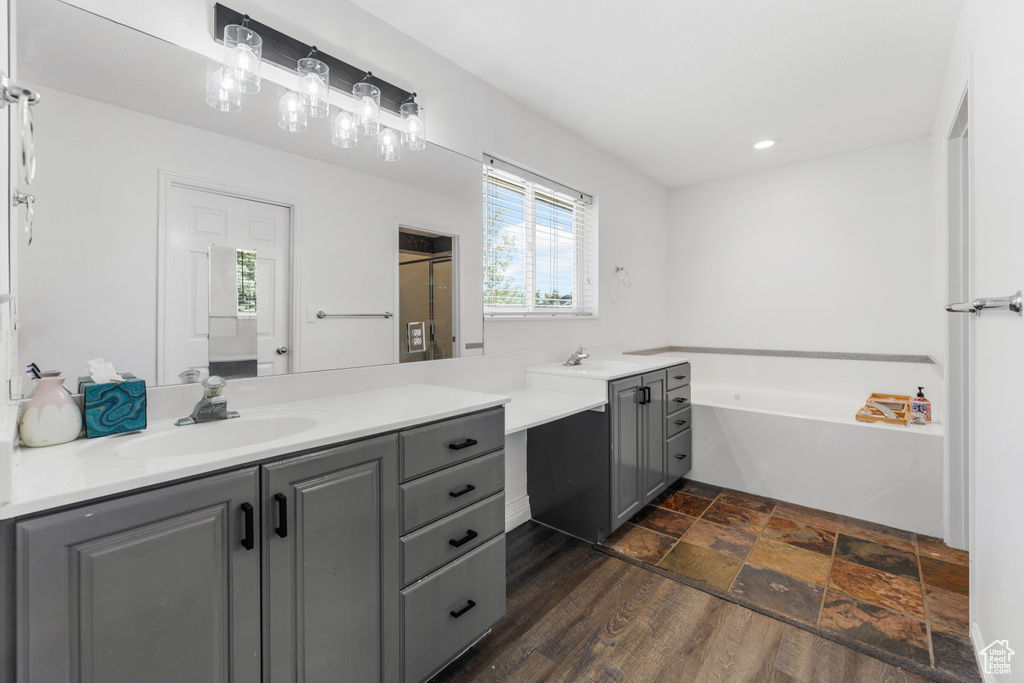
[483,157,596,317]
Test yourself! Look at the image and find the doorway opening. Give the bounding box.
[945,88,971,550]
[398,228,455,363]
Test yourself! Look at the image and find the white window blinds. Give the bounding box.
[483,157,596,317]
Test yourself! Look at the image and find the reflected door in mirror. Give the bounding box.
[161,184,291,384]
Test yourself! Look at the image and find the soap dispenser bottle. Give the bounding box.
[911,387,932,425]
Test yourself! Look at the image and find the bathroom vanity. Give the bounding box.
[0,386,507,683]
[526,361,692,543]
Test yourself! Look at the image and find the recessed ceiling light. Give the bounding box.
[754,139,778,150]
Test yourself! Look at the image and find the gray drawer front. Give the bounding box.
[402,534,506,683]
[401,409,504,482]
[666,407,692,438]
[667,363,691,390]
[667,429,692,480]
[666,385,692,416]
[401,492,505,586]
[401,451,505,532]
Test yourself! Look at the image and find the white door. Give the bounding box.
[160,183,291,384]
[945,91,971,550]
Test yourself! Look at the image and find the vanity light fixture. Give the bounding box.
[210,4,427,160]
[353,74,382,136]
[754,139,778,149]
[377,127,400,162]
[400,94,426,151]
[297,48,330,118]
[221,17,262,95]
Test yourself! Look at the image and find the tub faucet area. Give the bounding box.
[563,346,590,366]
[175,376,240,426]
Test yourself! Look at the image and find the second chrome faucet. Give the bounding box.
[175,375,240,426]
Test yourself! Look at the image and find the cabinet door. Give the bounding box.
[16,468,261,683]
[610,375,643,528]
[263,435,399,683]
[642,370,668,503]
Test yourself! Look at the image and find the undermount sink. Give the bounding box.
[77,410,338,459]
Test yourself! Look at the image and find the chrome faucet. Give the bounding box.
[563,345,590,366]
[175,376,240,426]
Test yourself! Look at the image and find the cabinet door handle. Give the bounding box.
[448,438,478,451]
[240,502,255,550]
[674,397,689,404]
[449,529,479,548]
[449,484,476,498]
[274,493,288,538]
[450,599,477,619]
[645,387,652,404]
[675,454,687,460]
[675,419,688,426]
[636,387,645,405]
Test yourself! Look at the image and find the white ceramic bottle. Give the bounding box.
[19,373,83,447]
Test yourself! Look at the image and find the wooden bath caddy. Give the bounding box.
[855,393,911,426]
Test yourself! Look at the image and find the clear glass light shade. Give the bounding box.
[206,67,241,113]
[353,81,381,136]
[278,91,308,133]
[297,58,330,118]
[400,102,426,151]
[377,127,400,162]
[331,110,358,148]
[223,24,262,94]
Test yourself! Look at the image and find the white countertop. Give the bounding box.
[526,354,690,380]
[503,389,607,434]
[2,384,509,520]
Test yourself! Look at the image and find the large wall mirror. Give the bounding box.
[11,0,484,397]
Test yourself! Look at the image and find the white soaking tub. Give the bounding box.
[673,352,944,537]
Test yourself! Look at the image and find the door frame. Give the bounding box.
[393,217,460,363]
[944,78,973,552]
[157,171,302,383]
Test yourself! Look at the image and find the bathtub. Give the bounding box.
[673,353,945,537]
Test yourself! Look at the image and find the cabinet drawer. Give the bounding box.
[666,385,691,416]
[401,409,504,482]
[401,492,505,586]
[401,451,504,532]
[667,363,691,390]
[667,429,692,480]
[666,408,692,438]
[402,534,506,683]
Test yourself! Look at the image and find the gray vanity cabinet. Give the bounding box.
[262,434,399,683]
[15,468,262,683]
[528,363,691,543]
[610,370,667,528]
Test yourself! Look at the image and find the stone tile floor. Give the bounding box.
[601,479,979,683]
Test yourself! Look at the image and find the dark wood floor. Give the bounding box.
[432,522,931,683]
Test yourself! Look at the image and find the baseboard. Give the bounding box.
[505,493,531,532]
[971,620,996,683]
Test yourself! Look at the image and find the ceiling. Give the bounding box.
[346,0,964,187]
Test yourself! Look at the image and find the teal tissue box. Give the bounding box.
[81,378,147,438]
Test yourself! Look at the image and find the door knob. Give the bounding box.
[276,346,288,355]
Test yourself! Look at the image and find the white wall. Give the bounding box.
[930,0,1024,669]
[58,0,672,358]
[19,88,482,384]
[668,138,933,355]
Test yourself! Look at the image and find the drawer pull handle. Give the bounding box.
[274,493,288,538]
[675,420,688,426]
[449,529,479,548]
[450,599,477,619]
[240,502,255,550]
[675,454,687,460]
[449,484,476,498]
[449,438,478,451]
[674,397,689,404]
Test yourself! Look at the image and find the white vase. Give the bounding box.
[19,375,83,447]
